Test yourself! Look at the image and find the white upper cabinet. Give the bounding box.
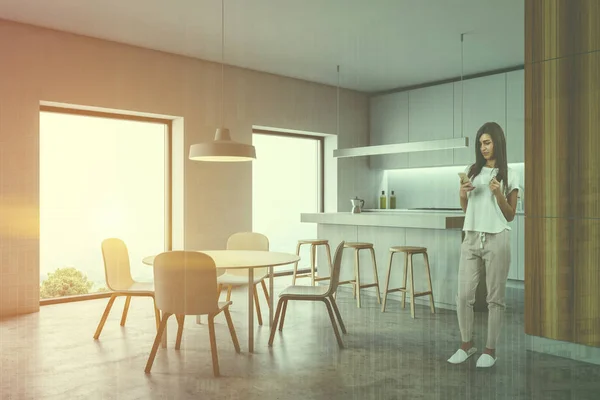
[407,82,455,168]
[453,73,507,166]
[368,91,409,170]
[506,70,525,163]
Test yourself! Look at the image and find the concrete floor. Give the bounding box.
[1,277,599,400]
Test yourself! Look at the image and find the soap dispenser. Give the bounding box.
[389,191,396,209]
[379,190,387,209]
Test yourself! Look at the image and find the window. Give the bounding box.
[252,130,323,272]
[39,108,170,301]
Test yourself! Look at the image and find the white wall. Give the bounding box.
[0,19,372,317]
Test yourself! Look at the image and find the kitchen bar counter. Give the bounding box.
[301,209,465,230]
[300,208,490,311]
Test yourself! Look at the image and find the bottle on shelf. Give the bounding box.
[379,190,387,209]
[389,190,396,209]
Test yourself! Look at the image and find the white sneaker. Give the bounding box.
[447,347,478,364]
[476,353,496,368]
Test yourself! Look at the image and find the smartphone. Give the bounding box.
[458,172,470,184]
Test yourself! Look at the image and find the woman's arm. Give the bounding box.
[460,195,468,213]
[495,189,518,222]
[459,181,474,212]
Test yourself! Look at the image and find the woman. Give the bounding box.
[447,122,520,368]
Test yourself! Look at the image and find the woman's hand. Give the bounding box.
[460,181,475,199]
[489,177,502,197]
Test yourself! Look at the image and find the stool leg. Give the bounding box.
[324,243,335,298]
[401,252,408,309]
[381,251,394,313]
[369,247,381,304]
[409,254,416,319]
[423,252,436,314]
[292,242,302,285]
[354,249,361,308]
[325,243,333,278]
[310,244,316,287]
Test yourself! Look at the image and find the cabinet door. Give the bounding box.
[407,83,455,168]
[508,217,519,280]
[517,215,525,280]
[368,91,409,170]
[506,70,525,163]
[454,74,507,166]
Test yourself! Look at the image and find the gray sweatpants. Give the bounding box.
[456,229,511,349]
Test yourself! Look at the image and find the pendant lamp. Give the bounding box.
[188,0,256,162]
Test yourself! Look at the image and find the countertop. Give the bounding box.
[301,209,465,230]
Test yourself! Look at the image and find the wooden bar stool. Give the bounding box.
[291,239,333,286]
[337,242,381,308]
[381,246,435,318]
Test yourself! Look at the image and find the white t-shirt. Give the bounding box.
[462,165,521,233]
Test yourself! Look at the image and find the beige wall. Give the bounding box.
[0,19,371,317]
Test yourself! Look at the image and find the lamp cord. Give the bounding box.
[221,0,225,128]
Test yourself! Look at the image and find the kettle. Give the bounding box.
[351,197,365,214]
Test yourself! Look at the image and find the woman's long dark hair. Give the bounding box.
[467,122,508,196]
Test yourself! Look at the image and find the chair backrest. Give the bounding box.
[325,241,345,297]
[153,251,219,316]
[101,238,135,291]
[225,232,269,277]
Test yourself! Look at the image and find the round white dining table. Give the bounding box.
[143,250,300,353]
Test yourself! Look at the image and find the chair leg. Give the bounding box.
[381,251,394,313]
[402,252,409,309]
[260,279,270,307]
[94,294,117,339]
[226,285,233,302]
[175,314,185,350]
[409,255,416,319]
[152,298,161,332]
[253,286,263,326]
[268,298,285,346]
[292,242,302,285]
[323,299,344,348]
[278,299,288,331]
[217,283,223,300]
[223,307,240,353]
[144,312,171,373]
[423,252,436,314]
[369,247,381,304]
[207,315,220,377]
[329,295,347,334]
[120,295,131,326]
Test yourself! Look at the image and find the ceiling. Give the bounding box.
[0,0,524,93]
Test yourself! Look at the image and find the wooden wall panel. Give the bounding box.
[525,0,600,347]
[526,0,600,64]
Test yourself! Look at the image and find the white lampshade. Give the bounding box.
[189,128,256,162]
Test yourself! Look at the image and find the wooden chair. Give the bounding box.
[144,251,240,377]
[216,232,270,325]
[93,238,160,340]
[268,241,346,348]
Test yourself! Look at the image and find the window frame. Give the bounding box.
[38,106,173,305]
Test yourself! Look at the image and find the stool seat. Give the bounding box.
[389,246,427,253]
[344,242,373,249]
[298,239,329,245]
